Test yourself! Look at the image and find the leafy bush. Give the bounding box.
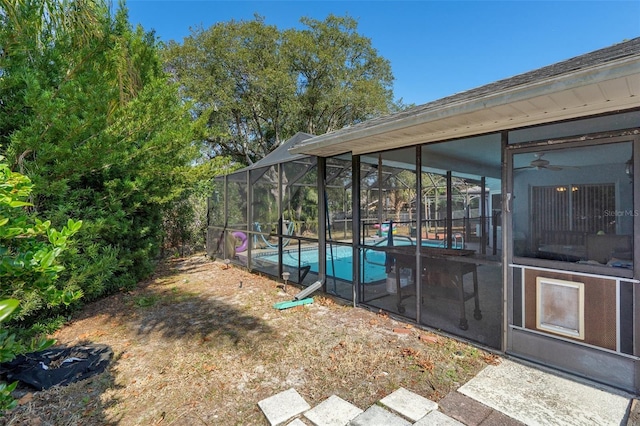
[0,158,83,319]
[0,299,20,412]
[0,158,82,413]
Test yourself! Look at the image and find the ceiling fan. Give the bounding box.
[515,153,577,171]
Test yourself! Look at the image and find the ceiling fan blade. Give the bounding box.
[551,164,581,169]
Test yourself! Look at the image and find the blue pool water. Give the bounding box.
[257,237,454,283]
[260,246,387,283]
[252,235,462,284]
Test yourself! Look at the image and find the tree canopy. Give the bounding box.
[0,0,198,303]
[163,14,397,165]
[0,1,403,328]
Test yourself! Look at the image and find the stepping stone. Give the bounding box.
[258,388,311,426]
[304,395,363,426]
[414,410,465,425]
[349,405,412,426]
[287,419,308,426]
[379,387,438,421]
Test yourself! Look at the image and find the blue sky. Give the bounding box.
[125,1,640,106]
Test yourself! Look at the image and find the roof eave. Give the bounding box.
[289,55,640,157]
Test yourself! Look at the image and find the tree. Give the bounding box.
[162,156,236,257]
[0,0,198,300]
[283,15,395,135]
[387,170,416,222]
[163,14,396,166]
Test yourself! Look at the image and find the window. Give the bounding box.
[530,183,617,256]
[512,140,633,269]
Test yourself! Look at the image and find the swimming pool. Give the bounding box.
[258,246,386,283]
[257,236,460,283]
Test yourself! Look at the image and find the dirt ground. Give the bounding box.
[3,254,500,425]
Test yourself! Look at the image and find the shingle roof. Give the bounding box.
[411,37,640,115]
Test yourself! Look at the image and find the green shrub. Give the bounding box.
[0,158,82,413]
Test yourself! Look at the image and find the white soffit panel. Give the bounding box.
[347,76,638,155]
[291,54,640,157]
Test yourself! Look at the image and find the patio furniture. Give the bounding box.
[393,248,481,330]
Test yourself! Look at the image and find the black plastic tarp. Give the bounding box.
[0,344,113,390]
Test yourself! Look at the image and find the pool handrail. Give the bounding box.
[452,232,464,249]
[363,235,415,267]
[254,221,295,249]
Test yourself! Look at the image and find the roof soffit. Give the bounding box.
[290,54,640,157]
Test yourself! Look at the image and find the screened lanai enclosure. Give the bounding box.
[207,39,640,394]
[207,132,504,350]
[207,133,323,287]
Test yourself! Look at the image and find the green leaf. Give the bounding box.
[8,200,33,208]
[67,219,83,233]
[32,337,56,352]
[0,300,19,323]
[39,249,57,269]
